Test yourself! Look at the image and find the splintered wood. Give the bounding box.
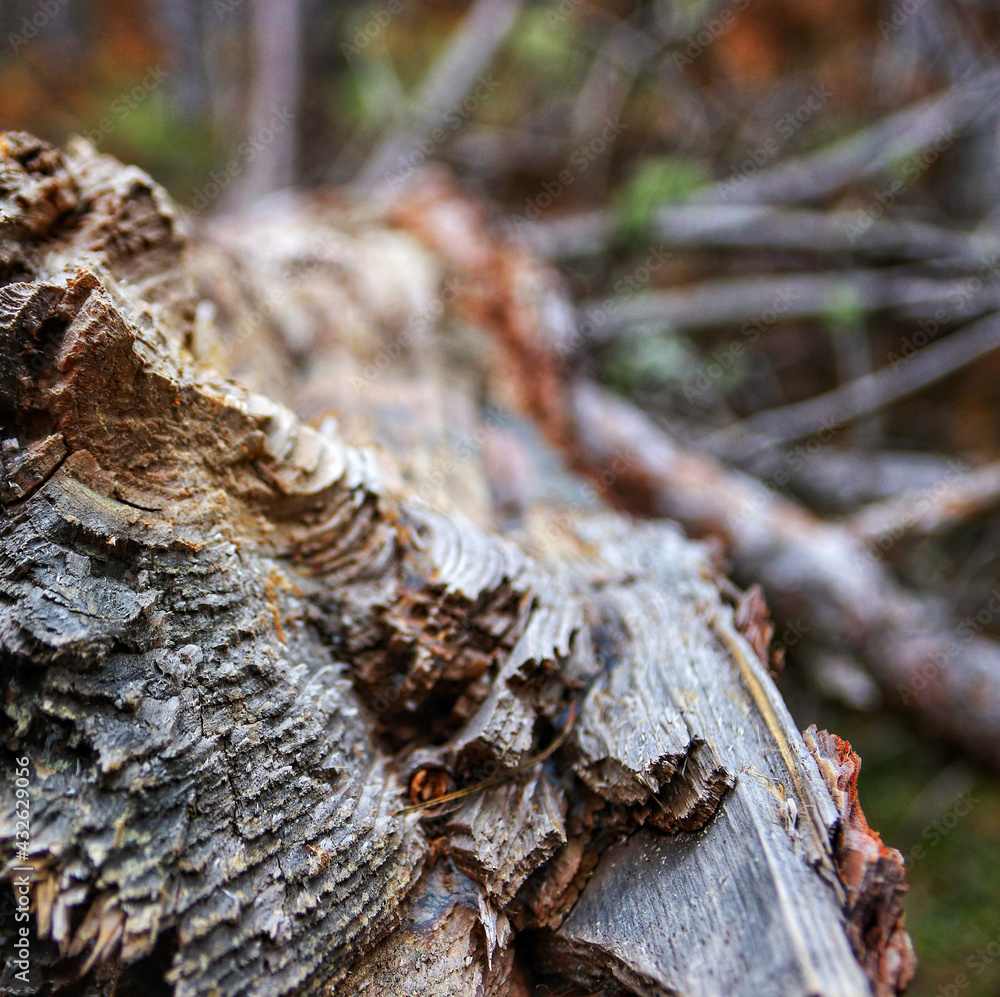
[0,134,912,996]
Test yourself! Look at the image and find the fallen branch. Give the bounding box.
[704,310,1000,459]
[518,202,1000,266]
[573,380,1000,772]
[846,460,1000,546]
[577,268,1000,340]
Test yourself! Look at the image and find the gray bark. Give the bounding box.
[0,133,912,997]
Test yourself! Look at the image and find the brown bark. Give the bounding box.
[0,134,912,997]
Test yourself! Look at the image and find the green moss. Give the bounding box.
[509,6,584,81]
[613,156,711,239]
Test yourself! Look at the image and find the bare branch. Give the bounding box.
[354,0,522,192]
[704,311,1000,458]
[518,203,1000,266]
[847,460,1000,545]
[693,69,1000,206]
[577,269,1000,340]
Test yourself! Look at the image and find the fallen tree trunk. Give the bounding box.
[0,135,912,996]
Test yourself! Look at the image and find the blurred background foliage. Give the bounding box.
[3,1,1000,994]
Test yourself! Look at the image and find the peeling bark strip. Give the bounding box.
[805,728,913,996]
[0,134,912,995]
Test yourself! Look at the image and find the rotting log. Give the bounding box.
[0,134,913,997]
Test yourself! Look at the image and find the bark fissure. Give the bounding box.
[0,134,913,997]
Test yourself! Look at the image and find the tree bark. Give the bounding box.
[0,134,913,997]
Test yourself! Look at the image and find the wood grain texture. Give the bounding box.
[0,134,911,996]
[571,380,1000,772]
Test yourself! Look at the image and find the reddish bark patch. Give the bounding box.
[734,583,782,676]
[390,171,572,453]
[804,726,917,996]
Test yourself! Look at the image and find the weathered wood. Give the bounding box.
[572,381,1000,771]
[0,134,912,996]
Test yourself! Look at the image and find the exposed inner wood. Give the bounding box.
[0,133,912,997]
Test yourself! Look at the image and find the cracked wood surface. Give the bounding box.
[0,134,912,997]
